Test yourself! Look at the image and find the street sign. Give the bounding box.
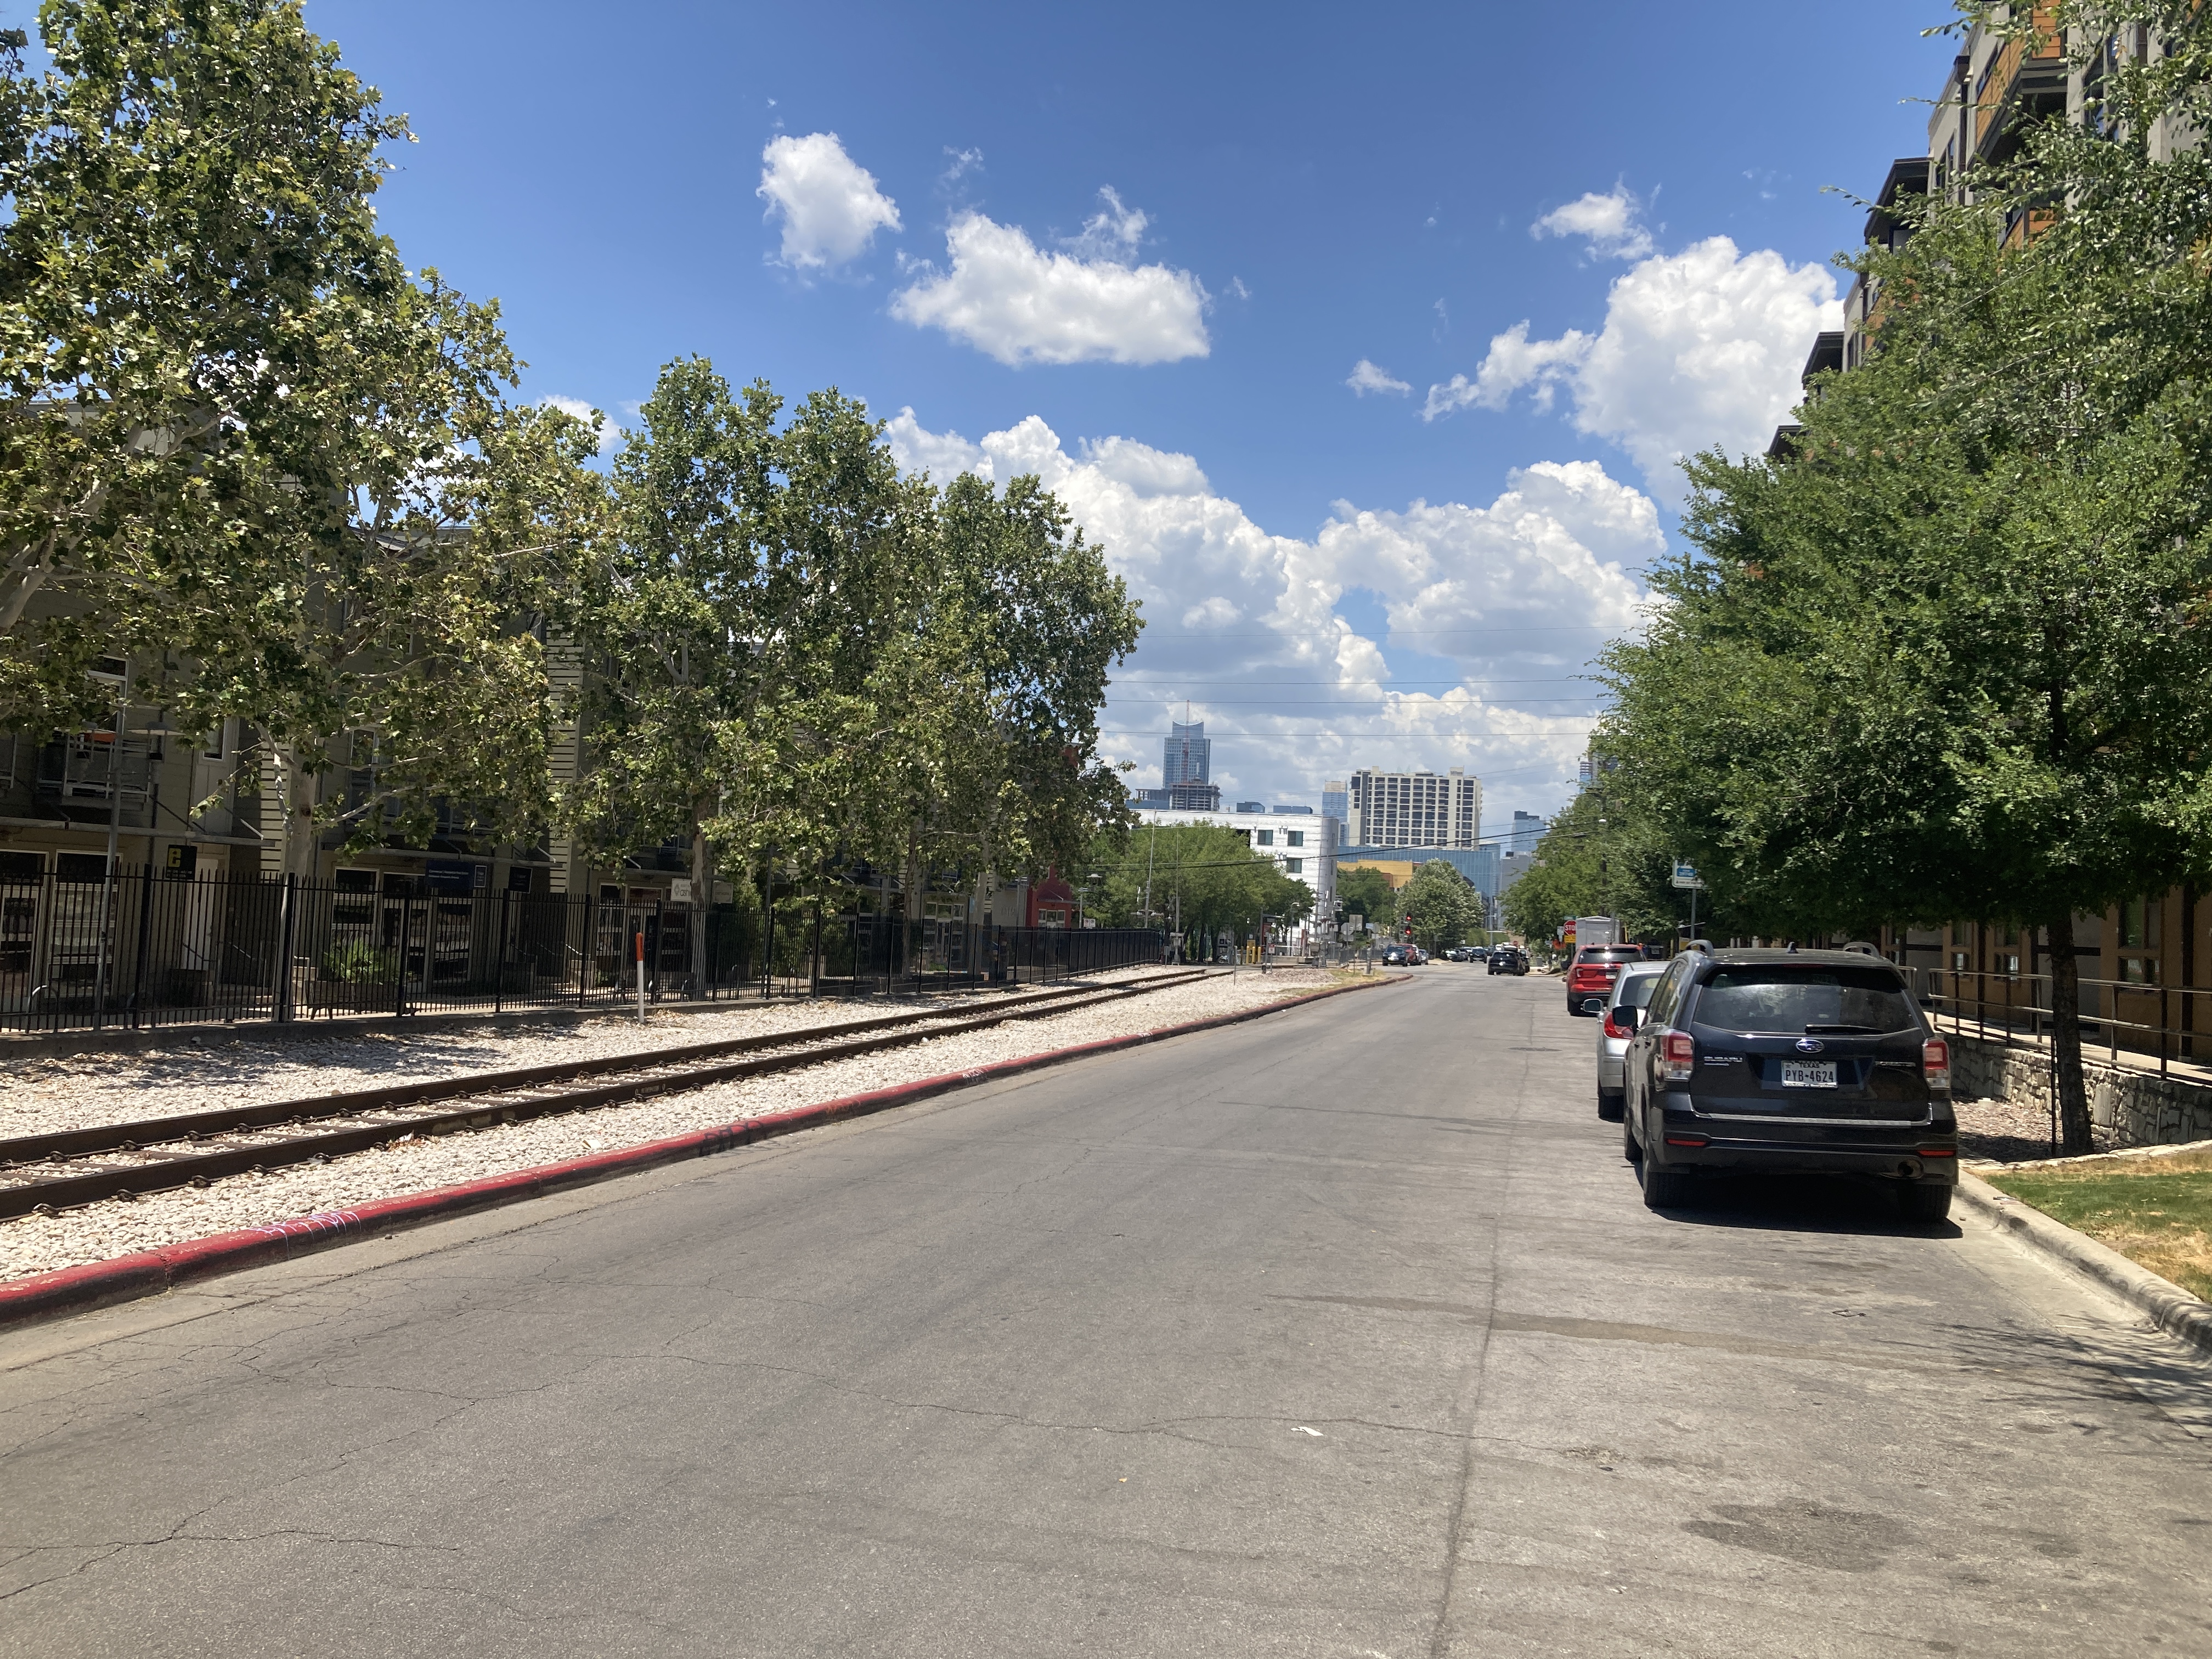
[1671,862,1704,891]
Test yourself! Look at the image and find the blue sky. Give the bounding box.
[299,0,1956,830]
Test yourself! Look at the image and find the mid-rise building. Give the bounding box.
[1131,802,1334,939]
[1344,767,1481,850]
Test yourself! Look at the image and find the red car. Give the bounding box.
[1567,944,1646,1015]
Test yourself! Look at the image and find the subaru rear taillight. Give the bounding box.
[1922,1037,1951,1094]
[1660,1030,1695,1082]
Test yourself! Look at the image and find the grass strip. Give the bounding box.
[1985,1148,2212,1301]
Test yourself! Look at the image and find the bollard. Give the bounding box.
[636,929,646,1023]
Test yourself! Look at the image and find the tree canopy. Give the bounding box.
[0,0,606,871]
[1596,1,2212,1150]
[1087,822,1312,946]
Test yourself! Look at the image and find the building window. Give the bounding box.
[2121,898,2158,949]
[1284,859,1302,874]
[1257,829,1273,847]
[1285,831,1303,848]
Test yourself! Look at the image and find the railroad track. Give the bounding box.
[0,969,1218,1218]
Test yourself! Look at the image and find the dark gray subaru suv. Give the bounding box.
[1619,949,1957,1220]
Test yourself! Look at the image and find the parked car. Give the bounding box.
[1379,943,1410,966]
[1487,947,1528,975]
[1407,945,1429,964]
[1620,948,1956,1220]
[1566,944,1646,1015]
[1469,945,1492,961]
[1595,961,1669,1121]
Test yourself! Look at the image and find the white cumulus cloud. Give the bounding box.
[1428,236,1841,498]
[758,132,901,270]
[1346,359,1412,397]
[1533,187,1654,259]
[539,396,620,456]
[889,193,1209,366]
[882,410,1651,816]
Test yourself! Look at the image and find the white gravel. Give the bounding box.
[0,970,1181,1142]
[1,967,1350,1283]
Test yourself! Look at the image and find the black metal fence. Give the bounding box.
[823,916,1165,996]
[0,866,1167,1035]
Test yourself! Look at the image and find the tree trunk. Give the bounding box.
[688,802,710,997]
[2047,908,2095,1156]
[276,742,320,883]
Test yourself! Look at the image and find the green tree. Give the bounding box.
[1400,859,1482,951]
[1087,823,1310,950]
[568,363,1141,986]
[1334,864,1396,933]
[1601,2,2212,1152]
[0,1,602,871]
[1498,789,1691,948]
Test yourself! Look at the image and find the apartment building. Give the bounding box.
[1344,767,1481,850]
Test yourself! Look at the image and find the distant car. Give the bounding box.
[1406,945,1429,964]
[1566,944,1646,1016]
[1379,943,1409,965]
[1469,945,1493,961]
[1620,947,1957,1220]
[1487,947,1528,975]
[1594,961,1669,1121]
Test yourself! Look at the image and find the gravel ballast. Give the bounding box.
[0,967,1343,1283]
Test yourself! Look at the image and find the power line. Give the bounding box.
[1102,729,1594,738]
[1138,625,1617,637]
[1107,698,1601,707]
[1110,676,1595,686]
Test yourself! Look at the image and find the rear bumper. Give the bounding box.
[1650,1135,1958,1184]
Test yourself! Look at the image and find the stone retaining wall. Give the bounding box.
[1953,1034,2212,1147]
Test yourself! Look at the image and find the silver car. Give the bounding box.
[1595,961,1669,1122]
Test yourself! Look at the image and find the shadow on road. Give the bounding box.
[1641,1171,1964,1240]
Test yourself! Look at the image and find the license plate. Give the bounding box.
[1780,1060,1837,1088]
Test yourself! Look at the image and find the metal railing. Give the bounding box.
[822,916,1165,997]
[1899,963,2212,1081]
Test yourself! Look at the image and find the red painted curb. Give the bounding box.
[0,971,1404,1332]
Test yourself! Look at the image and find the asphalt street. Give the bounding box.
[2,968,2208,1657]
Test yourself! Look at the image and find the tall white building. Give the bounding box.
[1345,767,1481,850]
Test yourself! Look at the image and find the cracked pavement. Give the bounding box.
[0,970,2208,1656]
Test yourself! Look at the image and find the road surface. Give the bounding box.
[2,968,2208,1656]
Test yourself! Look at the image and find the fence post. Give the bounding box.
[811,875,823,1000]
[495,888,510,1017]
[394,894,412,1018]
[2161,983,2169,1077]
[652,896,664,1003]
[130,859,156,1029]
[275,872,297,1025]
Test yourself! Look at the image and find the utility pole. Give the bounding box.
[1141,823,1156,928]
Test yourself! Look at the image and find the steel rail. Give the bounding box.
[0,969,1216,1218]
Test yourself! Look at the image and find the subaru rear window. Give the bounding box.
[1692,967,1918,1034]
